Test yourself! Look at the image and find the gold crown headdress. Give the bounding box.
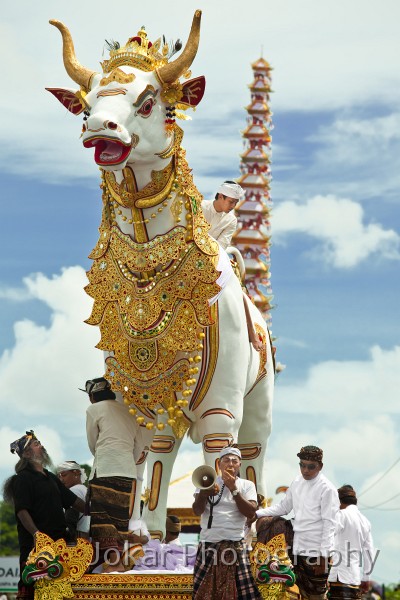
[101,28,170,73]
[50,10,201,90]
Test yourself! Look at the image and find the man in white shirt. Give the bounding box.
[192,446,261,600]
[255,445,339,600]
[201,180,244,250]
[202,180,264,352]
[85,377,138,573]
[57,460,90,540]
[328,485,376,600]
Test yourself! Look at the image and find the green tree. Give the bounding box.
[0,500,19,556]
[385,584,400,600]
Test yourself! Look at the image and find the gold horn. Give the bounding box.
[156,10,202,84]
[50,20,96,91]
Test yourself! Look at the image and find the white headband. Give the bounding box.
[56,461,87,483]
[219,447,242,460]
[217,182,245,201]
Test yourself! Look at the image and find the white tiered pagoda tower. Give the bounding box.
[232,57,274,326]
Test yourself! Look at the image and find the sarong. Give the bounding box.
[294,554,329,600]
[329,582,362,600]
[193,540,262,600]
[89,475,133,551]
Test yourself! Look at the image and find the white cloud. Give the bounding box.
[0,267,104,420]
[302,111,400,201]
[311,113,400,167]
[0,287,33,301]
[276,344,400,415]
[276,337,308,349]
[273,195,400,268]
[1,0,400,183]
[1,425,65,474]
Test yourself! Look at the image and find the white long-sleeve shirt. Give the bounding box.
[201,200,237,250]
[328,505,374,585]
[256,473,339,557]
[86,400,138,479]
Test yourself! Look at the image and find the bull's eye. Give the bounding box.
[137,98,155,118]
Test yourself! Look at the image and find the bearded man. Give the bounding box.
[3,430,85,600]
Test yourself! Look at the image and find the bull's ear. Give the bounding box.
[46,88,87,115]
[179,76,206,108]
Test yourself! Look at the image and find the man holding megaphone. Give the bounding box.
[191,447,261,600]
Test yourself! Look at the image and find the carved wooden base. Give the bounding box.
[72,573,193,599]
[69,574,301,600]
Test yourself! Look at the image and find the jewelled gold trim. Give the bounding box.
[246,466,257,488]
[99,69,135,86]
[238,443,262,460]
[200,408,234,420]
[255,323,267,380]
[150,435,175,453]
[202,434,234,453]
[85,149,220,437]
[189,303,219,412]
[148,460,163,511]
[156,125,184,159]
[72,573,193,599]
[104,160,175,209]
[71,572,300,600]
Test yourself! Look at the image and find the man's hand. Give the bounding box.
[193,484,220,516]
[199,484,220,497]
[221,468,237,492]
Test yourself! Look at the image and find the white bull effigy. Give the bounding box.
[48,10,274,542]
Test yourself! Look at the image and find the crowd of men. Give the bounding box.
[3,429,376,600]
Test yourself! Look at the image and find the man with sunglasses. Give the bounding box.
[255,445,339,600]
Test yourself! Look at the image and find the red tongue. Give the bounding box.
[94,139,123,164]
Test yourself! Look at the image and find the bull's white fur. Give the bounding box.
[52,31,274,537]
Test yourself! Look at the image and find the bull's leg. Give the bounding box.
[237,371,273,500]
[141,427,183,539]
[131,426,155,520]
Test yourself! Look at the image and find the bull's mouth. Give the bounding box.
[83,136,131,166]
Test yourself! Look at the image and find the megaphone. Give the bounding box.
[192,465,217,490]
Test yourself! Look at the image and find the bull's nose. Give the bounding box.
[105,121,119,130]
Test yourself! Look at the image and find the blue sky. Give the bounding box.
[1,0,399,584]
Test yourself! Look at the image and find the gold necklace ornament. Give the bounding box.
[86,145,220,437]
[104,159,175,209]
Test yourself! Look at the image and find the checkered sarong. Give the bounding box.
[193,540,262,600]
